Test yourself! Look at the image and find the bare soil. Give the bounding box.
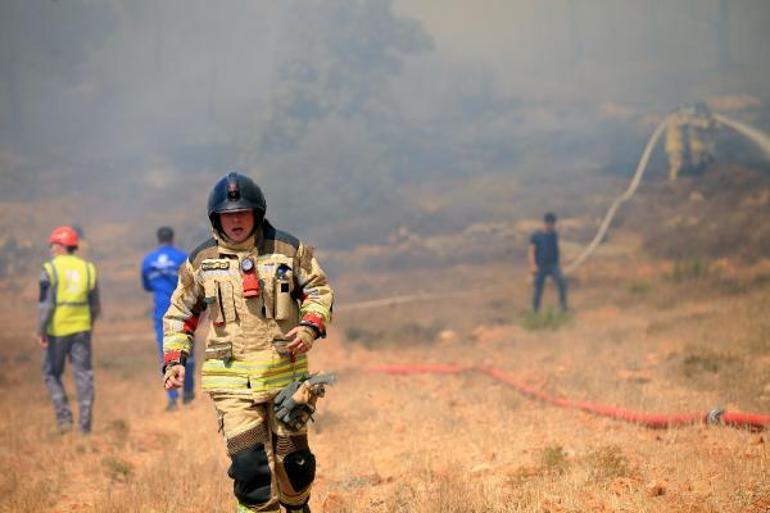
[2,164,769,512]
[1,247,769,512]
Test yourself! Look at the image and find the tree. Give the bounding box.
[255,0,432,153]
[246,0,432,245]
[0,0,116,150]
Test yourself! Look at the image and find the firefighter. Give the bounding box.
[665,103,716,180]
[162,172,334,513]
[665,106,690,181]
[37,226,101,434]
[688,102,717,175]
[141,226,194,411]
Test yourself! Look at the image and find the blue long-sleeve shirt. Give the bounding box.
[141,245,187,318]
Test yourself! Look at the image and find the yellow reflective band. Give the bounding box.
[201,376,250,390]
[201,358,310,394]
[200,362,310,380]
[260,359,309,377]
[201,355,307,375]
[164,334,190,348]
[164,339,191,352]
[264,363,308,379]
[249,375,309,393]
[300,304,330,322]
[237,502,280,513]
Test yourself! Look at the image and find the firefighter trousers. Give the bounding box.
[214,395,315,512]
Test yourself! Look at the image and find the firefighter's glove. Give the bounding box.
[273,373,337,431]
[163,351,187,390]
[286,326,316,356]
[163,364,186,390]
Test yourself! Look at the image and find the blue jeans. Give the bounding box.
[532,265,568,312]
[154,315,195,401]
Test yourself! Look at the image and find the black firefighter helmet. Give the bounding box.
[207,172,266,237]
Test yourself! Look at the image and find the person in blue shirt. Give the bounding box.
[141,226,194,410]
[528,212,568,312]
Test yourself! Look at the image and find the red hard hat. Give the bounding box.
[48,226,79,247]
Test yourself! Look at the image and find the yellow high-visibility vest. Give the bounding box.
[43,255,97,337]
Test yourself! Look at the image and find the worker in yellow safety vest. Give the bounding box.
[37,226,101,434]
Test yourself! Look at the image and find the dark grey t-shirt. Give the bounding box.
[530,230,560,267]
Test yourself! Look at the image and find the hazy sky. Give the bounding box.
[0,0,769,256]
[396,0,770,103]
[3,0,768,160]
[1,0,768,202]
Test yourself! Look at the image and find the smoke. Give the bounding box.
[0,0,768,251]
[397,0,770,103]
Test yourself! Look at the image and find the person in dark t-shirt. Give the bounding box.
[528,212,568,312]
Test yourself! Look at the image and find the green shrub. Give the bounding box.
[681,348,738,377]
[346,321,444,348]
[586,445,629,481]
[541,445,569,475]
[102,456,133,482]
[670,258,710,282]
[107,418,130,447]
[520,309,572,331]
[625,280,652,295]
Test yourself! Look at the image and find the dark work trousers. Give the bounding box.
[42,331,94,433]
[532,265,568,312]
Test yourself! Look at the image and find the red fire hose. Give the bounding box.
[367,364,770,431]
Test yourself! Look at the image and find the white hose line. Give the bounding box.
[564,116,670,274]
[340,113,770,308]
[335,291,466,312]
[714,113,770,158]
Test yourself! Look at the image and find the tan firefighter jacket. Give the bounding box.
[162,220,334,402]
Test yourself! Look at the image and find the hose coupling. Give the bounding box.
[706,407,725,425]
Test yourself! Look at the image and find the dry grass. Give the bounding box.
[1,240,769,512]
[520,309,573,331]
